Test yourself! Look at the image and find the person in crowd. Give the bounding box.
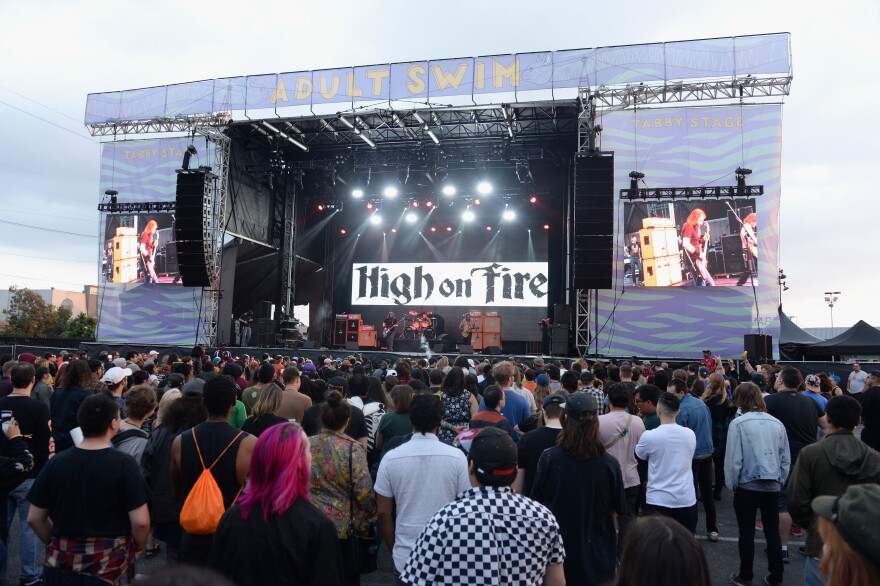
[27,393,150,585]
[803,374,829,410]
[0,362,50,586]
[31,365,54,408]
[765,366,828,562]
[102,366,131,418]
[141,392,207,563]
[857,370,880,450]
[242,380,287,437]
[667,377,718,541]
[787,395,880,586]
[171,376,257,565]
[302,377,369,451]
[478,362,531,442]
[276,366,311,424]
[725,383,790,586]
[469,386,512,434]
[50,359,93,453]
[613,516,712,586]
[111,384,157,463]
[242,363,276,415]
[635,392,698,532]
[375,393,470,576]
[701,372,737,500]
[811,483,880,585]
[309,390,376,585]
[375,385,414,461]
[346,374,387,466]
[0,414,35,578]
[847,362,868,397]
[532,373,553,410]
[437,367,478,445]
[401,427,565,586]
[531,392,624,586]
[513,393,565,496]
[598,382,645,550]
[634,384,661,430]
[208,422,342,585]
[87,359,109,395]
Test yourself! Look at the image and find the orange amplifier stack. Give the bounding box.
[358,324,377,348]
[471,310,502,350]
[638,218,683,287]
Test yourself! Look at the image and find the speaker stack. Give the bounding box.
[174,170,212,287]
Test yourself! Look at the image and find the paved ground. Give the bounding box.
[4,490,807,585]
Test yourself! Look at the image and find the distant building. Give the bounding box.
[0,286,98,328]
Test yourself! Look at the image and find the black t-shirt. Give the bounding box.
[862,387,880,429]
[242,414,288,438]
[28,447,149,538]
[0,395,51,478]
[517,426,562,496]
[302,403,368,440]
[765,391,825,461]
[531,448,625,586]
[208,499,342,586]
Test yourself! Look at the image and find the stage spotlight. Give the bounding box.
[543,224,550,230]
[384,186,399,198]
[369,214,381,225]
[182,144,197,170]
[529,196,538,204]
[405,212,418,223]
[462,210,475,222]
[486,226,493,231]
[366,202,374,210]
[477,181,492,195]
[426,200,433,208]
[352,189,364,199]
[502,210,516,221]
[391,228,397,233]
[442,184,456,197]
[473,199,481,206]
[430,227,437,232]
[317,204,325,211]
[340,229,347,235]
[516,161,530,183]
[412,201,419,208]
[447,226,453,232]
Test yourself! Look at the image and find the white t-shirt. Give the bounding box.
[849,370,869,394]
[635,423,697,508]
[598,410,645,489]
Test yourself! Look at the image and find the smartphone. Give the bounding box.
[1,410,13,433]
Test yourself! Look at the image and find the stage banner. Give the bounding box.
[95,284,202,345]
[597,103,783,358]
[85,33,790,124]
[351,262,549,307]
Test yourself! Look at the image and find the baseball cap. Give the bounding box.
[579,370,595,382]
[113,357,127,368]
[183,378,206,396]
[750,372,767,388]
[562,392,598,420]
[385,368,397,377]
[17,353,37,365]
[533,358,545,368]
[102,366,132,385]
[812,484,880,568]
[698,366,709,376]
[341,359,351,368]
[149,350,159,356]
[328,376,347,390]
[535,373,550,387]
[467,427,518,487]
[542,393,567,408]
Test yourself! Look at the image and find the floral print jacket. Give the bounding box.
[309,430,377,538]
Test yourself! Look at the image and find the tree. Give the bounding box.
[2,287,57,337]
[47,305,72,337]
[65,312,97,339]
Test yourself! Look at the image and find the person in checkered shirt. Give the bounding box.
[399,427,565,586]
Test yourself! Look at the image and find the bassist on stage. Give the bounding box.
[681,208,715,286]
[459,314,477,346]
[382,311,398,352]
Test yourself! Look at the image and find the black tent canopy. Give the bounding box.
[802,320,880,358]
[778,308,825,360]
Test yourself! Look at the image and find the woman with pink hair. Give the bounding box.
[208,422,343,585]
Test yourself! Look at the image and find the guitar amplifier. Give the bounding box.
[358,330,377,348]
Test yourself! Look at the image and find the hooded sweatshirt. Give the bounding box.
[786,430,880,557]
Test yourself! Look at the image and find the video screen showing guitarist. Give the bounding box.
[139,220,159,284]
[382,311,398,351]
[736,212,758,286]
[681,209,715,286]
[459,314,477,345]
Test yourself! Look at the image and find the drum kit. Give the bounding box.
[401,310,437,339]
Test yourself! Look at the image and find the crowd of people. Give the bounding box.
[1,347,880,585]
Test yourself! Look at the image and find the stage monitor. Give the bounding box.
[621,198,757,288]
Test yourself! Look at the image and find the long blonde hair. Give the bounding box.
[700,373,727,402]
[253,381,283,419]
[819,517,880,585]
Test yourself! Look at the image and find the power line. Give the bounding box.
[0,219,97,239]
[0,84,84,124]
[0,98,96,143]
[0,273,91,288]
[0,250,94,263]
[0,207,94,223]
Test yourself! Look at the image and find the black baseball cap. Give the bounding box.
[579,370,595,382]
[562,392,598,420]
[812,484,880,568]
[468,427,518,487]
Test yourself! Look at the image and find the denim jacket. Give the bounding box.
[676,394,714,458]
[724,411,791,490]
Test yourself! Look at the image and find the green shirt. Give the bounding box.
[377,412,413,459]
[230,400,247,429]
[642,411,660,431]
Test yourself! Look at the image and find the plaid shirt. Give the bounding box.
[584,386,607,415]
[46,535,137,585]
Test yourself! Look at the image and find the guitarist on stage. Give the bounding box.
[383,311,398,352]
[681,208,715,286]
[459,314,477,346]
[139,220,159,284]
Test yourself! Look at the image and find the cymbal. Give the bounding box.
[408,310,419,316]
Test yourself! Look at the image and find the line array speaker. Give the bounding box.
[573,154,614,290]
[174,170,212,287]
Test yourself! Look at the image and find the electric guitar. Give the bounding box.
[382,321,399,337]
[460,321,478,337]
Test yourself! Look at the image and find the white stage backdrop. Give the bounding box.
[351,262,549,307]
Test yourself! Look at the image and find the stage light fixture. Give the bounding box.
[543,224,550,230]
[516,161,530,183]
[442,184,456,197]
[447,226,453,232]
[628,170,645,192]
[317,204,325,211]
[474,199,481,206]
[352,189,364,199]
[405,212,418,223]
[430,227,437,232]
[366,202,374,210]
[477,181,492,195]
[412,201,419,208]
[486,226,493,231]
[462,210,475,222]
[502,210,516,221]
[529,195,538,204]
[369,214,381,225]
[391,228,397,233]
[384,186,399,198]
[182,144,198,170]
[340,229,347,235]
[426,200,433,208]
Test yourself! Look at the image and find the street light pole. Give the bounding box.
[824,291,841,330]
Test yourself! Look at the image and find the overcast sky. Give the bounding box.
[1,0,877,329]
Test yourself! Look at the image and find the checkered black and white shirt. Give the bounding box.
[399,486,565,586]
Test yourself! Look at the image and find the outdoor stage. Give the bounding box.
[86,33,792,359]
